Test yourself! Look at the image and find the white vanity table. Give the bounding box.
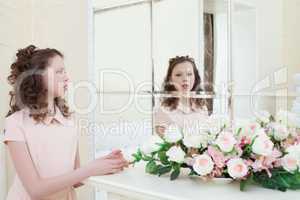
[86,163,299,200]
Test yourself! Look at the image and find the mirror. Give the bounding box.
[153,0,230,134]
[92,0,231,155]
[231,0,300,120]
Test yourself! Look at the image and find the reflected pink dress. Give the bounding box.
[154,102,209,129]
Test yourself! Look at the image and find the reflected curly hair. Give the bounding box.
[6,45,71,122]
[161,55,207,111]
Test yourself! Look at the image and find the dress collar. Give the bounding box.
[177,102,193,114]
[43,107,68,125]
[23,106,69,125]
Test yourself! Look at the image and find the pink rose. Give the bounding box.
[208,146,226,168]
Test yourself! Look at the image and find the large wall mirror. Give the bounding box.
[91,0,299,161]
[91,0,232,157]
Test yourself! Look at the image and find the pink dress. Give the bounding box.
[154,102,209,130]
[3,107,78,200]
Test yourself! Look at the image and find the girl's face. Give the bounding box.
[170,61,195,93]
[43,55,69,98]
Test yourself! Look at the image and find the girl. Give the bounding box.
[3,45,128,200]
[154,55,209,136]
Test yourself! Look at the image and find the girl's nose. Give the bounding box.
[64,73,69,83]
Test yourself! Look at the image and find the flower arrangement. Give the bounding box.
[131,111,300,191]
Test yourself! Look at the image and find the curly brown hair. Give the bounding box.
[6,45,71,122]
[161,55,207,111]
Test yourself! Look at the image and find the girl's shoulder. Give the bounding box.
[191,104,209,115]
[5,108,28,125]
[3,109,29,143]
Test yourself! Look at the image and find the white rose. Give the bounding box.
[254,128,267,137]
[183,135,202,148]
[252,134,274,156]
[199,134,211,148]
[286,144,300,154]
[166,146,186,163]
[286,144,300,162]
[215,131,237,152]
[184,157,195,166]
[141,135,163,154]
[182,125,203,147]
[164,124,183,143]
[235,120,260,137]
[227,158,248,179]
[276,110,299,128]
[270,123,289,141]
[290,128,298,138]
[257,110,271,124]
[193,154,214,176]
[281,154,299,172]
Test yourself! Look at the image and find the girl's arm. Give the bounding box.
[154,107,171,137]
[7,141,127,200]
[73,146,84,188]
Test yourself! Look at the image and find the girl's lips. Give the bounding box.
[182,84,189,89]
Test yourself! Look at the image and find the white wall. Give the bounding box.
[283,0,300,108]
[231,0,300,117]
[254,0,284,116]
[230,0,284,118]
[0,0,32,198]
[213,13,229,116]
[255,0,283,80]
[232,8,257,119]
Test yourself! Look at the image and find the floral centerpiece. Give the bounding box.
[131,111,300,191]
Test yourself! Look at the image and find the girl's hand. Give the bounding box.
[155,126,166,138]
[88,150,129,176]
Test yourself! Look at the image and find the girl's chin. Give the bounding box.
[177,90,192,95]
[181,88,192,92]
[54,92,65,98]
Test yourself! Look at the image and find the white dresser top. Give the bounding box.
[86,163,299,200]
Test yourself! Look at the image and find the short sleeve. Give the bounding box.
[154,107,172,128]
[3,116,26,144]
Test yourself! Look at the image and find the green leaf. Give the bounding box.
[132,149,143,162]
[237,127,242,136]
[146,161,159,175]
[240,180,247,191]
[137,149,143,156]
[270,115,275,122]
[142,154,153,162]
[158,151,169,165]
[188,170,198,176]
[170,168,180,181]
[159,143,172,151]
[158,166,172,176]
[241,144,252,159]
[253,168,300,191]
[240,174,253,191]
